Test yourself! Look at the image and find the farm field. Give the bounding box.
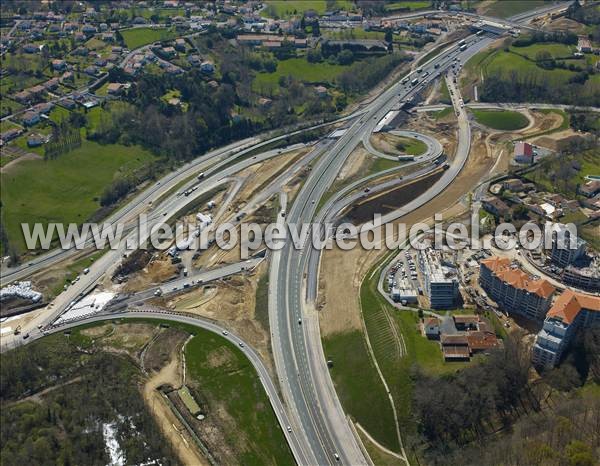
[253,57,350,91]
[509,42,575,60]
[323,29,386,40]
[482,0,547,18]
[264,0,354,17]
[460,43,598,100]
[0,140,155,251]
[120,27,178,49]
[471,109,529,131]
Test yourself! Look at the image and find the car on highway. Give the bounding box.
[239,342,244,348]
[287,425,292,433]
[222,330,228,336]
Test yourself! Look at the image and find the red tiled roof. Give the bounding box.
[467,331,499,351]
[441,334,469,345]
[442,345,470,358]
[547,289,600,325]
[481,256,556,298]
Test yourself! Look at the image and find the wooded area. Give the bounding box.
[0,333,178,465]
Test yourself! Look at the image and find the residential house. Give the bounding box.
[482,196,510,217]
[22,111,41,126]
[579,180,600,198]
[200,61,215,73]
[514,141,534,164]
[314,85,328,98]
[107,83,124,95]
[424,317,440,339]
[175,38,187,52]
[52,59,67,71]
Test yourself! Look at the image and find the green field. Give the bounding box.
[482,0,547,18]
[385,1,431,11]
[264,0,354,17]
[323,29,385,40]
[395,136,428,155]
[253,57,350,91]
[461,44,592,99]
[185,329,293,465]
[120,27,178,49]
[322,330,399,451]
[510,42,575,60]
[472,109,529,131]
[1,140,154,251]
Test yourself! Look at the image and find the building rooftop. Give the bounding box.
[481,256,556,298]
[546,289,600,325]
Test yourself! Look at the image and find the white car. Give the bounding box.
[222,330,229,336]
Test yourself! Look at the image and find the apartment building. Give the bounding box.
[418,249,459,309]
[479,256,555,321]
[532,290,600,368]
[549,223,586,268]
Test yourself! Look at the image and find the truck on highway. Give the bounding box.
[401,77,409,84]
[460,44,467,51]
[458,39,466,46]
[416,67,423,73]
[411,78,419,86]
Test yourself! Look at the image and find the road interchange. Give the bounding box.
[1,3,578,464]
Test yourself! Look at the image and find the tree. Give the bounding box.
[337,49,354,65]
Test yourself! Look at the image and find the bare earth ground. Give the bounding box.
[531,128,581,151]
[338,144,370,181]
[166,261,275,378]
[371,133,406,156]
[142,333,209,466]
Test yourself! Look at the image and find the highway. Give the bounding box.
[269,27,497,465]
[417,103,600,113]
[268,2,566,461]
